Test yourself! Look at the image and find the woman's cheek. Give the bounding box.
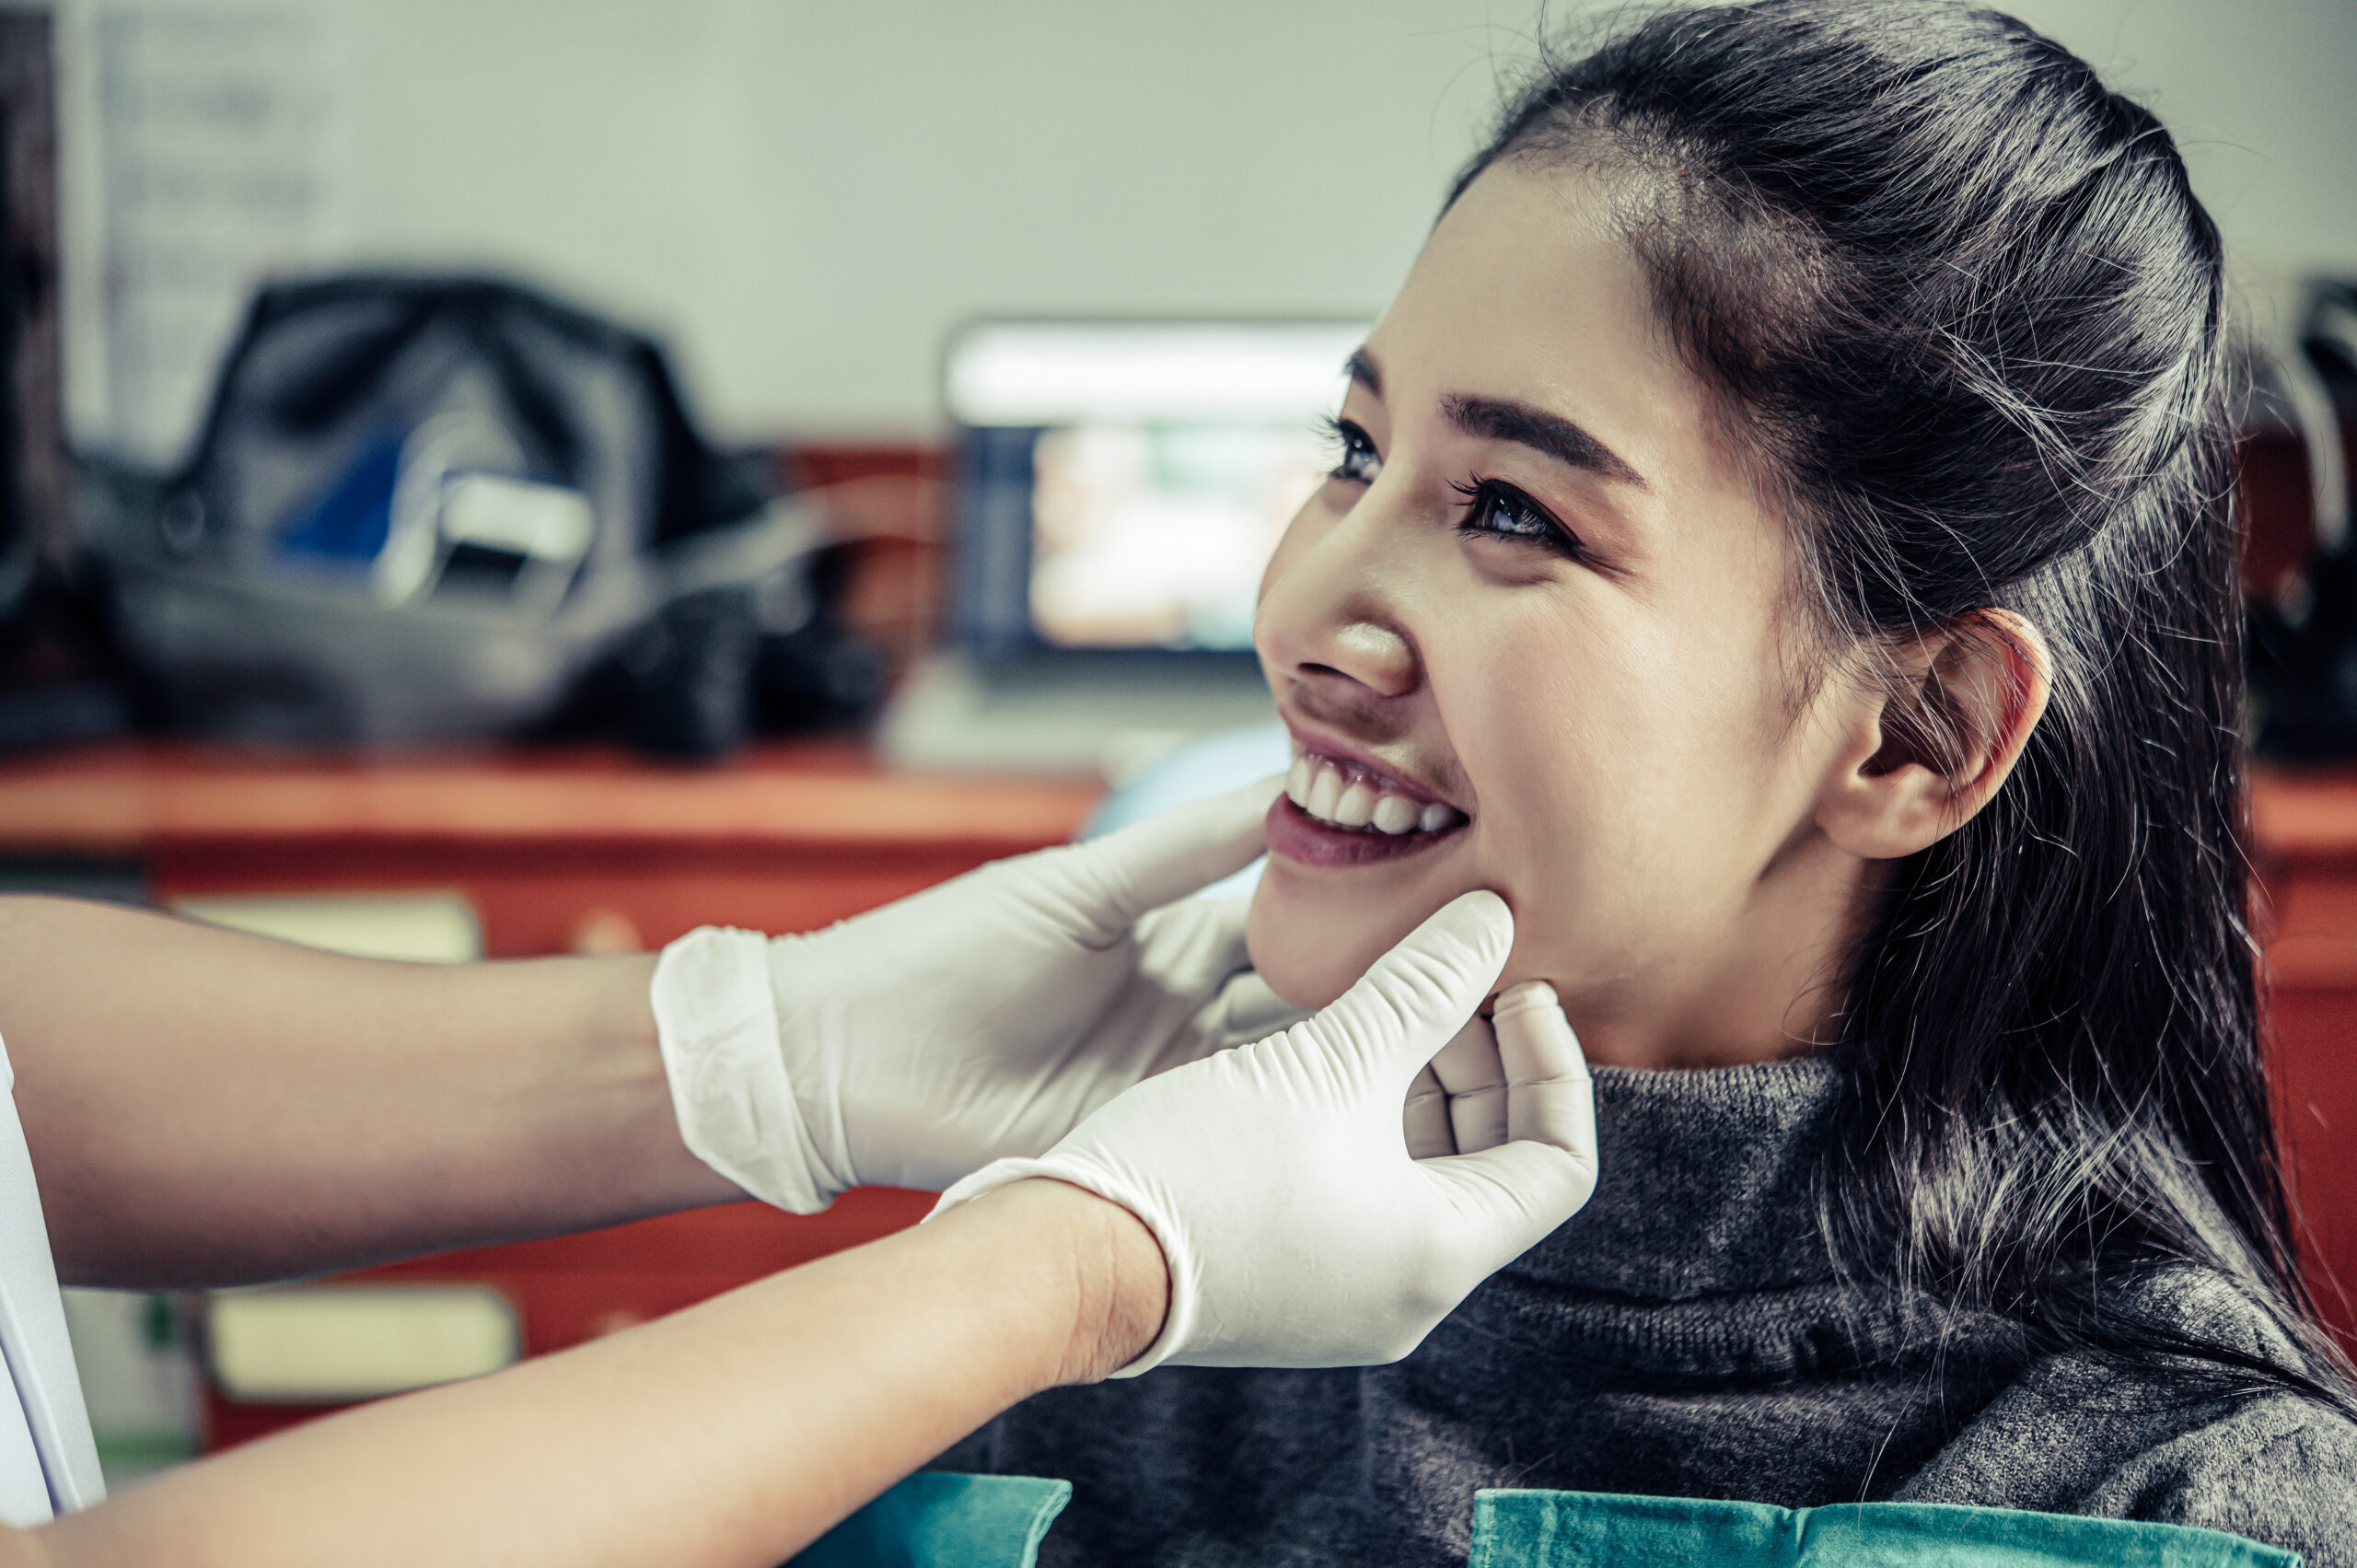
[1434,624,1620,971]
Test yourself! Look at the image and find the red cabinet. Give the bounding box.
[2251,770,2357,1349]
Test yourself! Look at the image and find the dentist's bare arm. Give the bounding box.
[0,895,738,1288]
[6,1179,1166,1568]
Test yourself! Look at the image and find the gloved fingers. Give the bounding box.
[1430,1013,1508,1154]
[1174,970,1310,1067]
[1416,1135,1601,1261]
[1141,966,1291,1074]
[1492,981,1596,1155]
[1403,1063,1455,1158]
[1056,778,1283,942]
[1219,971,1311,1042]
[1300,891,1515,1086]
[1132,896,1256,993]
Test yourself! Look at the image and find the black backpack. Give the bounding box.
[83,274,860,753]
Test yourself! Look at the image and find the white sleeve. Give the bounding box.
[0,1034,103,1517]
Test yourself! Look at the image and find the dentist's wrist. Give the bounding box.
[951,1178,1171,1388]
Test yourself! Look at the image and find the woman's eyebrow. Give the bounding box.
[1343,348,1648,493]
[1441,392,1649,491]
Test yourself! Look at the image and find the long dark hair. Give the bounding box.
[1454,0,2353,1405]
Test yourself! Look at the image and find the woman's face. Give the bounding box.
[1246,164,1875,1067]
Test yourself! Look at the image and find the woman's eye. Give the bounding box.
[1450,478,1581,556]
[1323,417,1383,485]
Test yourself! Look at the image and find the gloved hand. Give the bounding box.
[934,891,1598,1375]
[1405,999,1546,1158]
[649,780,1304,1214]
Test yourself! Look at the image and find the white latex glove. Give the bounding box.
[1406,1004,1529,1158]
[933,891,1598,1375]
[649,780,1305,1213]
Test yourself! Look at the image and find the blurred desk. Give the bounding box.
[0,738,1097,1450]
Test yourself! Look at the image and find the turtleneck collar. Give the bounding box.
[1430,1053,2009,1383]
[1519,1054,1849,1300]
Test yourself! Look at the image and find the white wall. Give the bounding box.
[86,0,2357,448]
[326,0,1518,443]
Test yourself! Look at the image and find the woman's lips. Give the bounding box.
[1264,795,1469,868]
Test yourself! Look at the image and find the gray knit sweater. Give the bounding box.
[945,1057,2357,1566]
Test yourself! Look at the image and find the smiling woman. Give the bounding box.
[947,3,2357,1564]
[1247,164,1875,1049]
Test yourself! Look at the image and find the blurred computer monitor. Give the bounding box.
[882,317,1372,775]
[945,319,1370,662]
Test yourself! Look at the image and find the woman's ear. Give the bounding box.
[1815,610,2052,860]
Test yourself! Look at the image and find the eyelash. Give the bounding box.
[1447,477,1581,557]
[1319,414,1383,485]
[1319,414,1584,559]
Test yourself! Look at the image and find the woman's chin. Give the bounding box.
[1246,881,1402,1011]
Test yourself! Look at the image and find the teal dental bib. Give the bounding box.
[1467,1490,2298,1568]
[792,1471,1070,1568]
[794,1475,2298,1568]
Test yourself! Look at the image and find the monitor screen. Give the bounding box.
[946,320,1371,656]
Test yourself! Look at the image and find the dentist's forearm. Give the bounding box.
[20,1179,1166,1568]
[0,895,739,1288]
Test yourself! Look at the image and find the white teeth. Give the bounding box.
[1332,780,1377,828]
[1305,764,1344,821]
[1287,749,1469,836]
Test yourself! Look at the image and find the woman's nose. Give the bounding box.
[1253,520,1420,702]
